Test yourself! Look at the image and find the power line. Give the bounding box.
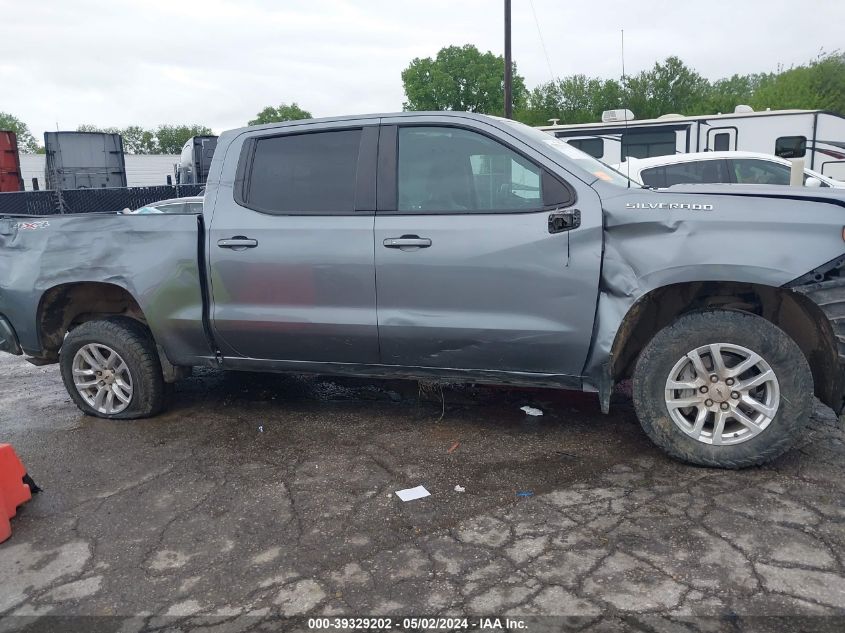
[528,0,557,83]
[505,0,513,118]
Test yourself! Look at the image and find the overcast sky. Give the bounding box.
[1,0,842,139]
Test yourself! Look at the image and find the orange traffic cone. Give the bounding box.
[0,444,34,543]
[0,503,9,542]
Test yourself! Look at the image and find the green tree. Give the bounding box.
[248,103,313,126]
[120,126,158,154]
[623,56,711,119]
[810,52,845,114]
[700,74,760,114]
[0,112,39,153]
[750,53,845,114]
[518,76,622,125]
[154,124,214,154]
[77,123,120,134]
[77,124,159,154]
[402,44,527,115]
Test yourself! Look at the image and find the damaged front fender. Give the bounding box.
[583,183,845,413]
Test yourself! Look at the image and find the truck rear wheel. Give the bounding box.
[632,309,814,468]
[60,317,165,419]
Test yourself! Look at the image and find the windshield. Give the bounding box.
[500,119,633,187]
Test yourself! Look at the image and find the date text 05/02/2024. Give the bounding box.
[306,617,528,630]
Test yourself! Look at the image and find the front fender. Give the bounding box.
[582,187,845,393]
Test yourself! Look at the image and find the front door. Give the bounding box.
[208,124,380,364]
[373,121,600,378]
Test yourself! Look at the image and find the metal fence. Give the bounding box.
[0,185,204,216]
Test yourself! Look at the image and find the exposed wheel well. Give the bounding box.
[37,282,148,358]
[610,281,843,409]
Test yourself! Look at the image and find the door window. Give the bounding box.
[730,159,791,185]
[640,160,729,187]
[713,133,731,151]
[397,127,546,213]
[244,129,362,214]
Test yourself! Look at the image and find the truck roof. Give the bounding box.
[226,111,499,137]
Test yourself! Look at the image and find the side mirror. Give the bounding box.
[805,177,822,188]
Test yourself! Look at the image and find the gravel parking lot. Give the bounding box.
[1,352,844,632]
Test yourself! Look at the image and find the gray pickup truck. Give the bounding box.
[2,112,845,468]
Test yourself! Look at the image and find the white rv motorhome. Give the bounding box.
[538,107,845,181]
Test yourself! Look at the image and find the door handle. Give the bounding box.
[383,236,432,249]
[548,209,581,234]
[218,236,258,249]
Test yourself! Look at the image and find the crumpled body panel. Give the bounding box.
[0,213,209,365]
[584,183,845,388]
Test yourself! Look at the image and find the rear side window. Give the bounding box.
[640,160,729,187]
[775,136,806,158]
[730,159,791,185]
[567,137,604,159]
[397,127,552,213]
[245,129,361,214]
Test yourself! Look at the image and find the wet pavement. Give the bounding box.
[1,352,844,632]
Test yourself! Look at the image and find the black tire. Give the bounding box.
[60,317,165,419]
[632,309,814,468]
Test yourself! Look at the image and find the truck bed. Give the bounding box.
[0,213,210,365]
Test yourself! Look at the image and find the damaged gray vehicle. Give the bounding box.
[2,112,845,468]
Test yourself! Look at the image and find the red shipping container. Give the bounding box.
[0,130,24,192]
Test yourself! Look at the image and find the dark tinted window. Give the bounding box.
[567,137,604,159]
[640,160,730,187]
[246,129,361,214]
[730,159,791,185]
[775,136,806,158]
[622,130,676,159]
[397,127,549,212]
[713,133,731,151]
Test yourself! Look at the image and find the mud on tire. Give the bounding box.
[632,309,814,468]
[60,317,165,419]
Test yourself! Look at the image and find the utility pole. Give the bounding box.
[504,0,513,119]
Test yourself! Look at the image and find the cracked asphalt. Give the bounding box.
[1,352,845,632]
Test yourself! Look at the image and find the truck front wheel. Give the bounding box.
[632,309,814,468]
[60,317,165,419]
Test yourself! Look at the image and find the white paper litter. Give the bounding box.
[454,485,466,493]
[395,485,431,502]
[520,405,543,416]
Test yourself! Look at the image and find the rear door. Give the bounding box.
[373,118,601,378]
[207,122,380,363]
